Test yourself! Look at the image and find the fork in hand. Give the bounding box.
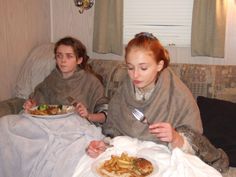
[66,96,78,107]
[132,108,151,125]
[67,96,94,124]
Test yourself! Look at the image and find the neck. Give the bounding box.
[138,82,155,94]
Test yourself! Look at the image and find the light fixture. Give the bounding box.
[74,0,95,14]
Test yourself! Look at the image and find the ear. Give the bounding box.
[77,57,83,65]
[157,60,164,72]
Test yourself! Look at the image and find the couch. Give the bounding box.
[0,43,235,176]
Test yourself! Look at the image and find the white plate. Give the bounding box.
[91,152,159,177]
[24,105,75,119]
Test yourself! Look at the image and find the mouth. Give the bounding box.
[59,65,67,69]
[133,80,142,85]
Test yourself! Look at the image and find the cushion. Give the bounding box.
[89,59,127,98]
[197,96,236,167]
[106,63,127,98]
[15,43,55,99]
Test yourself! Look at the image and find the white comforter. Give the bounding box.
[0,113,223,177]
[72,136,222,177]
[0,113,104,177]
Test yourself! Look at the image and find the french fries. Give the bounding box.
[98,152,151,177]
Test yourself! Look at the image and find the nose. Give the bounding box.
[133,69,139,79]
[60,55,67,62]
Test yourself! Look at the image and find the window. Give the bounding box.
[123,0,194,47]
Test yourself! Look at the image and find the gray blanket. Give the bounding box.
[32,68,107,113]
[0,113,104,177]
[103,67,203,145]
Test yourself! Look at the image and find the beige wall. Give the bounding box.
[51,0,122,60]
[0,0,51,101]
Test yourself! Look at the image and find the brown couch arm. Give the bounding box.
[0,97,25,117]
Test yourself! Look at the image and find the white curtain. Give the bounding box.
[93,0,123,55]
[224,0,236,62]
[191,0,227,58]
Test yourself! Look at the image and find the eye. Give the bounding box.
[56,53,63,59]
[140,67,148,71]
[127,67,134,71]
[66,54,75,59]
[126,64,134,71]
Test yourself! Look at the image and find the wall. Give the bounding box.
[0,0,51,101]
[51,0,236,65]
[51,0,122,60]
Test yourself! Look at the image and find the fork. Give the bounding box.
[66,96,78,107]
[67,96,94,124]
[132,108,150,125]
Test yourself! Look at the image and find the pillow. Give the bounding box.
[15,43,55,99]
[197,96,236,167]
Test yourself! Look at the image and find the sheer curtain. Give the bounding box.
[191,0,227,58]
[224,0,236,62]
[92,0,123,55]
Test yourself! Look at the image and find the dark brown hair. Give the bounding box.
[125,32,170,70]
[54,36,89,70]
[54,36,103,83]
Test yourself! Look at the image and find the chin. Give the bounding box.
[135,84,145,89]
[133,81,143,87]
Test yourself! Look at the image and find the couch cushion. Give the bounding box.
[197,96,236,167]
[106,63,127,98]
[15,43,55,99]
[88,59,122,87]
[89,59,127,98]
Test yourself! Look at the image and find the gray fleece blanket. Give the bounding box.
[103,67,203,145]
[32,68,107,113]
[0,113,104,177]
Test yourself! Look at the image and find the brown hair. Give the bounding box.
[54,36,89,70]
[54,36,103,83]
[125,32,170,70]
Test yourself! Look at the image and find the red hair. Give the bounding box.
[125,32,170,70]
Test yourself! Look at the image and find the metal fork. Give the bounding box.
[67,96,94,124]
[132,108,150,125]
[66,96,78,107]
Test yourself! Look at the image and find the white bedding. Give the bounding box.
[0,113,228,177]
[0,113,104,177]
[72,136,222,177]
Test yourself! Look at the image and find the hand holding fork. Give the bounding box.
[67,96,92,123]
[132,108,183,146]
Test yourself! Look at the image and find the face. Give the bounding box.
[126,48,164,89]
[55,45,82,78]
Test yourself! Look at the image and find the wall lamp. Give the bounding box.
[74,0,95,14]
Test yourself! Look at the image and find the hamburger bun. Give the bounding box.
[133,158,154,176]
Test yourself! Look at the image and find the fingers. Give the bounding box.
[86,140,107,158]
[23,99,36,111]
[149,122,175,142]
[86,147,101,158]
[75,102,89,118]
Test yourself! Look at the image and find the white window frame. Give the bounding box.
[123,0,194,47]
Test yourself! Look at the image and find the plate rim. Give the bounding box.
[24,105,75,119]
[91,151,159,177]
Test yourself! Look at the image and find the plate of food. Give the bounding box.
[91,152,158,177]
[24,104,75,118]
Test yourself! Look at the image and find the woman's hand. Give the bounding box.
[86,140,107,158]
[23,99,36,111]
[149,122,184,148]
[75,102,89,118]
